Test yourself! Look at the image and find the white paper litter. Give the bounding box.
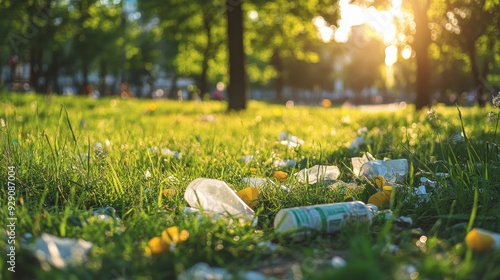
[31,233,93,269]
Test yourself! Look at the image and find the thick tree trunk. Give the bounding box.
[226,0,247,111]
[412,0,432,110]
[467,42,487,107]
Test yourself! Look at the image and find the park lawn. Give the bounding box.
[1,91,499,279]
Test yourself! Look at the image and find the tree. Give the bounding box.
[0,0,71,93]
[226,0,247,110]
[245,0,335,101]
[69,0,126,95]
[411,0,432,109]
[438,0,500,106]
[139,0,226,99]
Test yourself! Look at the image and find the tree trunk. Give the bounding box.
[412,0,432,110]
[199,14,212,99]
[226,0,247,111]
[169,73,178,99]
[271,49,284,102]
[466,42,483,107]
[82,62,89,96]
[29,48,42,93]
[45,51,60,95]
[99,60,108,96]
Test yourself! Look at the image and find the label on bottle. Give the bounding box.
[286,202,370,233]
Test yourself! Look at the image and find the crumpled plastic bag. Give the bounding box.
[148,147,181,159]
[295,165,341,184]
[31,233,93,269]
[177,262,267,280]
[352,152,408,183]
[278,132,304,148]
[184,178,256,226]
[273,159,297,168]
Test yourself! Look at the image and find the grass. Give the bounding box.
[1,91,499,279]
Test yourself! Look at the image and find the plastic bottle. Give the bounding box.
[274,201,378,239]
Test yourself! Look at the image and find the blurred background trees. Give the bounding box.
[1,0,499,110]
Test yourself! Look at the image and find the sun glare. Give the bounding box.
[313,16,335,42]
[401,45,412,59]
[320,0,407,67]
[333,0,402,45]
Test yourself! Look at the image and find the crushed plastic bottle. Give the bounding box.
[274,201,378,240]
[184,178,256,225]
[295,165,341,184]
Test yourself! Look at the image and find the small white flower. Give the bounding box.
[0,118,5,127]
[357,127,368,135]
[144,170,152,179]
[427,108,437,122]
[161,148,181,159]
[493,92,500,108]
[487,112,497,122]
[331,256,347,269]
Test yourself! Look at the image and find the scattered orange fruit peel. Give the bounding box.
[273,171,288,182]
[465,228,500,251]
[374,175,385,189]
[367,192,390,209]
[367,185,393,208]
[236,187,259,209]
[162,189,176,197]
[145,226,189,255]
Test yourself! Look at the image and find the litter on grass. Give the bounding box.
[274,201,379,240]
[91,206,125,233]
[146,226,189,255]
[352,152,408,183]
[240,155,255,163]
[184,178,256,226]
[465,228,500,251]
[331,256,347,269]
[273,159,297,168]
[367,186,392,208]
[236,187,259,209]
[30,233,93,269]
[243,177,268,187]
[148,147,181,159]
[278,132,304,148]
[295,165,341,184]
[177,262,267,280]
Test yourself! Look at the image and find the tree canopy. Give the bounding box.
[1,0,499,109]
